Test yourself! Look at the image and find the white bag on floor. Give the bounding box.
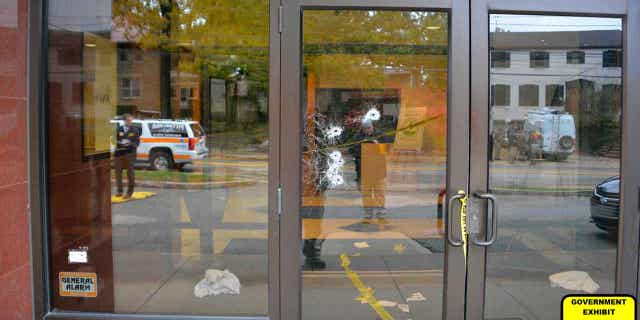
[194,269,241,298]
[549,270,599,293]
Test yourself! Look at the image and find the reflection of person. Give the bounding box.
[506,121,521,162]
[349,121,388,220]
[114,114,140,198]
[528,129,543,163]
[302,113,329,270]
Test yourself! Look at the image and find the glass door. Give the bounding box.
[280,1,470,320]
[467,1,640,320]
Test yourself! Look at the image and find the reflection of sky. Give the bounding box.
[490,14,622,32]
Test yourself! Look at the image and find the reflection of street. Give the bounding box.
[300,191,616,320]
[110,164,268,315]
[188,153,617,195]
[485,194,617,320]
[110,152,617,318]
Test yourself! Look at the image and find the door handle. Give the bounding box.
[446,191,466,247]
[470,192,498,247]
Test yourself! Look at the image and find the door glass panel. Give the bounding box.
[301,10,448,320]
[486,14,622,320]
[46,0,269,315]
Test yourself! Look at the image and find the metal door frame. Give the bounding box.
[468,0,640,319]
[279,1,470,319]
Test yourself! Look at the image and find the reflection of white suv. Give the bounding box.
[526,108,576,161]
[111,119,209,170]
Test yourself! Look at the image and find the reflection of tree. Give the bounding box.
[566,79,622,155]
[304,10,447,45]
[303,11,449,90]
[112,2,449,149]
[302,11,449,154]
[113,0,270,85]
[112,4,448,88]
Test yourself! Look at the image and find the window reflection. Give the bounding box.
[487,14,622,320]
[301,10,448,320]
[47,0,269,315]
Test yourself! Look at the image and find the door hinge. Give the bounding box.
[278,6,283,33]
[277,186,283,215]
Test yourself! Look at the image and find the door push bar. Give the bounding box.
[446,191,498,248]
[446,190,466,247]
[470,192,498,247]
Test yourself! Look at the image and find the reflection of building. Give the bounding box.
[112,43,201,121]
[490,30,622,122]
[304,49,448,155]
[115,46,160,117]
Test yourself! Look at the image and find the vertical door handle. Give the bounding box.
[446,192,466,247]
[470,192,498,246]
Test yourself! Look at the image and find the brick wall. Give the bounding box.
[0,0,33,319]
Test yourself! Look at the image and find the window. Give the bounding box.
[519,84,539,106]
[119,78,140,98]
[179,87,194,118]
[47,0,270,315]
[530,51,550,68]
[134,49,143,62]
[487,14,623,320]
[190,123,205,137]
[603,50,622,67]
[566,51,585,64]
[545,84,565,106]
[118,48,132,63]
[179,87,194,101]
[491,51,511,68]
[491,84,511,106]
[57,47,81,66]
[118,48,143,64]
[117,122,142,132]
[301,10,448,320]
[601,84,622,114]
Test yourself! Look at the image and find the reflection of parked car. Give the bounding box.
[526,108,576,161]
[111,119,209,170]
[590,176,620,234]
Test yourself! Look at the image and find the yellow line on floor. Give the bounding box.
[179,196,198,258]
[180,228,200,258]
[179,228,268,256]
[340,254,395,320]
[180,195,191,223]
[222,190,267,224]
[213,229,268,254]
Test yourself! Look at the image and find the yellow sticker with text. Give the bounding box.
[563,295,635,320]
[59,272,97,298]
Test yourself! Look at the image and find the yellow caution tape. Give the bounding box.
[456,190,469,261]
[340,254,395,320]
